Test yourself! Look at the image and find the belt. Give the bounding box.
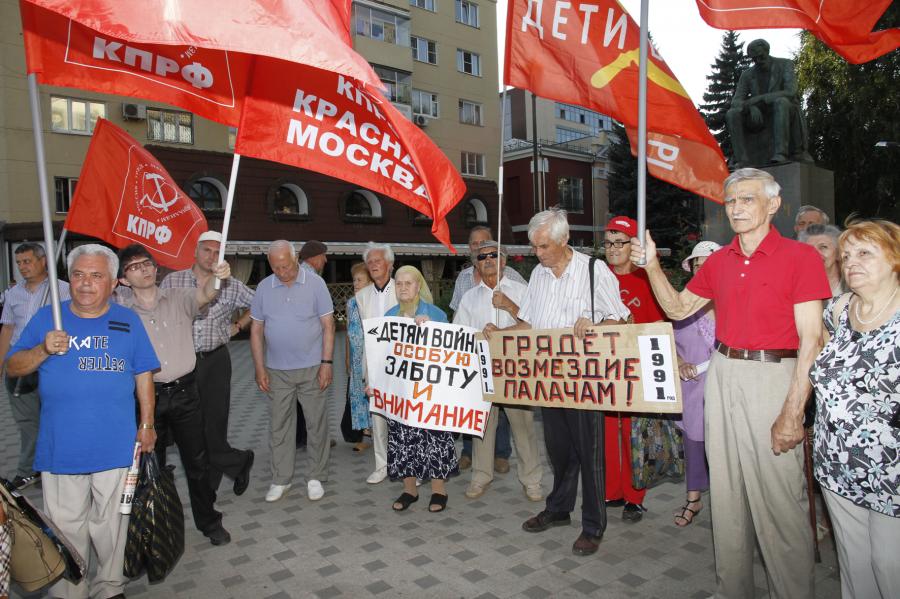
[196,345,226,359]
[716,342,797,363]
[154,371,196,392]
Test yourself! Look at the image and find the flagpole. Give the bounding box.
[636,0,649,265]
[494,87,510,323]
[215,153,241,289]
[27,73,63,330]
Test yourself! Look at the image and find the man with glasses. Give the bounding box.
[602,217,666,523]
[453,241,543,502]
[117,243,233,546]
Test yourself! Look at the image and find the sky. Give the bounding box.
[495,0,803,106]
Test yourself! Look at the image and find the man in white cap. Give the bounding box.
[161,231,255,496]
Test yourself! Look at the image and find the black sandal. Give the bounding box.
[674,499,701,527]
[428,493,448,513]
[392,492,418,512]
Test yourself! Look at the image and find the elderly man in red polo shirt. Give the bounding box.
[630,168,830,599]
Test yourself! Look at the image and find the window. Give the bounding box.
[227,126,237,150]
[503,94,512,141]
[411,36,437,64]
[54,177,77,213]
[465,197,488,227]
[557,177,584,212]
[410,0,435,10]
[374,66,412,105]
[147,108,193,144]
[460,152,485,177]
[354,5,410,46]
[343,189,382,221]
[187,177,227,211]
[556,126,588,144]
[272,183,309,217]
[456,50,481,76]
[556,102,612,135]
[412,90,439,118]
[458,100,483,125]
[455,0,479,27]
[50,97,105,134]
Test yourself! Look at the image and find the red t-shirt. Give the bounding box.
[687,226,830,350]
[614,268,666,324]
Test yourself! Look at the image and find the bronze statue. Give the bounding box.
[726,39,813,168]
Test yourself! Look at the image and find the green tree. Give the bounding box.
[700,31,751,161]
[795,7,899,221]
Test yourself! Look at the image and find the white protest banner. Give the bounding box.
[363,317,490,436]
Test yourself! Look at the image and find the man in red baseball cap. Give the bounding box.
[602,216,667,522]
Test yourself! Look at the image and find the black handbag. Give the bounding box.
[123,453,184,583]
[4,372,39,396]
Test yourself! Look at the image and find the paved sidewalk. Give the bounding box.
[3,337,841,598]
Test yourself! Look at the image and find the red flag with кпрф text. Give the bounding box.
[64,119,207,270]
[695,1,899,64]
[505,0,728,203]
[235,60,466,249]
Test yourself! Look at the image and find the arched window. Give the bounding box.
[343,189,382,221]
[272,183,309,216]
[465,197,488,227]
[187,176,227,212]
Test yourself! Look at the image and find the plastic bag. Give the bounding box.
[123,453,184,583]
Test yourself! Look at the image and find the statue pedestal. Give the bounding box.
[702,162,835,244]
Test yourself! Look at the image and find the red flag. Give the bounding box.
[235,60,466,249]
[21,2,249,127]
[695,1,899,64]
[64,119,207,270]
[21,0,381,87]
[504,0,728,203]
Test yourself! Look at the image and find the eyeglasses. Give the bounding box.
[123,259,156,274]
[602,241,628,249]
[476,252,499,261]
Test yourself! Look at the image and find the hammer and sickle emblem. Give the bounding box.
[140,172,179,213]
[590,49,690,99]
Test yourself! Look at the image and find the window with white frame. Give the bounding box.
[557,176,584,212]
[458,99,483,125]
[187,176,227,211]
[354,5,410,46]
[50,97,105,135]
[465,197,488,226]
[54,177,77,213]
[412,90,439,118]
[147,108,193,144]
[411,36,437,64]
[460,152,485,176]
[273,183,309,216]
[227,127,237,150]
[456,50,481,76]
[374,66,412,105]
[455,0,479,27]
[410,0,436,12]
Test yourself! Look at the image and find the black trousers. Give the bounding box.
[195,346,250,491]
[155,379,222,535]
[542,407,607,538]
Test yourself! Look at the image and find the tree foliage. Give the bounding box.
[700,31,751,161]
[795,7,899,221]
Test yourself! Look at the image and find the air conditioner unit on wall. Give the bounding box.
[122,103,147,120]
[414,114,428,127]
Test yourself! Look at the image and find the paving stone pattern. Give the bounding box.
[3,337,842,598]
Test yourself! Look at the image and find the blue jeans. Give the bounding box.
[462,408,511,458]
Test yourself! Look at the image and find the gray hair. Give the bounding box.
[15,242,47,259]
[363,242,395,264]
[795,205,830,226]
[724,168,781,199]
[468,226,492,242]
[267,239,295,258]
[67,244,119,280]
[798,223,841,244]
[527,207,569,244]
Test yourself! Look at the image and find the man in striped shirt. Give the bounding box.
[503,208,630,557]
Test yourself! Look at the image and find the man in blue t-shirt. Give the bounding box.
[7,244,159,599]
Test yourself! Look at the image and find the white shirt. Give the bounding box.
[518,249,630,329]
[453,277,527,330]
[450,264,527,311]
[355,278,398,320]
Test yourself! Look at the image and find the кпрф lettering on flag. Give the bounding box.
[64,119,207,270]
[505,0,729,203]
[695,1,899,64]
[235,59,467,250]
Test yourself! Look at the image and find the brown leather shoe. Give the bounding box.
[522,510,571,533]
[572,531,602,556]
[458,455,472,470]
[494,457,510,473]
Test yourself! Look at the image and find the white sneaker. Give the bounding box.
[366,469,387,484]
[307,479,324,501]
[265,483,291,502]
[525,484,543,502]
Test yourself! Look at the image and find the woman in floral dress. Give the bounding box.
[346,263,372,451]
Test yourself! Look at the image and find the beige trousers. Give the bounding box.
[42,468,129,599]
[268,366,330,484]
[471,405,542,488]
[371,412,389,476]
[705,353,814,599]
